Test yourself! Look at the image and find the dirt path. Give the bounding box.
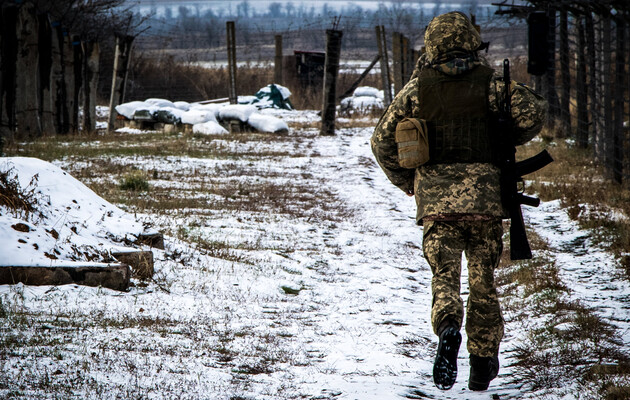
[2,118,628,399]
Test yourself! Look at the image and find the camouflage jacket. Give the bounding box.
[371,57,548,224]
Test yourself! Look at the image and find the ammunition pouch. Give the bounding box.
[395,117,430,169]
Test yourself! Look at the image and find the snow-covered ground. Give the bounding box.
[1,109,629,399]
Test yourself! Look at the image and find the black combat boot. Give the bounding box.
[433,320,461,390]
[468,354,500,391]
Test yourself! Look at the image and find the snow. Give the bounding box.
[1,110,629,399]
[353,86,381,98]
[247,113,289,133]
[173,101,191,111]
[180,109,217,125]
[0,157,155,268]
[258,83,292,99]
[144,98,177,109]
[192,120,229,135]
[527,199,630,328]
[341,95,384,111]
[341,86,385,113]
[115,126,158,134]
[189,102,223,118]
[115,100,151,119]
[218,104,258,122]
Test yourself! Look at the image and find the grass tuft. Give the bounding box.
[119,171,150,192]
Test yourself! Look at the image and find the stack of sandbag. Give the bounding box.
[340,86,385,113]
[115,97,289,134]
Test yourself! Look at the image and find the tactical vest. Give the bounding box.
[418,65,495,164]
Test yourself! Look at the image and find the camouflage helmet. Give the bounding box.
[424,12,482,62]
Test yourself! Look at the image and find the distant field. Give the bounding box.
[131,0,501,18]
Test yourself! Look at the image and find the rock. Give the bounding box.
[111,250,154,279]
[135,232,164,249]
[0,264,131,291]
[11,223,31,232]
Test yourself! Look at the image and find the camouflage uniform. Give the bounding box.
[371,12,547,358]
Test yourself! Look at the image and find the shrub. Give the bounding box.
[119,172,150,192]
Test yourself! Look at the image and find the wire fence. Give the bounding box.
[114,10,528,106]
[499,1,630,186]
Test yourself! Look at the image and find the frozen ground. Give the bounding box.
[1,109,629,399]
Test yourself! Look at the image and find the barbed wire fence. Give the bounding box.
[112,8,527,108]
[497,0,630,186]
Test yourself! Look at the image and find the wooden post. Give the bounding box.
[627,19,630,189]
[338,54,380,100]
[392,31,403,94]
[107,34,134,132]
[274,34,283,85]
[545,9,559,133]
[403,36,416,86]
[0,5,19,141]
[603,15,613,174]
[376,25,392,106]
[576,16,588,149]
[320,29,343,136]
[559,9,570,138]
[38,14,55,135]
[15,3,41,139]
[62,32,74,134]
[82,41,99,133]
[71,36,83,134]
[613,17,625,184]
[226,21,237,104]
[392,32,410,94]
[585,11,597,154]
[51,23,66,135]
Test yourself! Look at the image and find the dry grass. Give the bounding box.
[126,55,382,110]
[0,168,40,219]
[519,136,630,273]
[499,135,630,395]
[3,124,354,268]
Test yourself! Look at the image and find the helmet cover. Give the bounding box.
[424,12,482,62]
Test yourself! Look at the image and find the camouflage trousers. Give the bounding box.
[422,219,505,357]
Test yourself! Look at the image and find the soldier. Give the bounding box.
[371,12,547,391]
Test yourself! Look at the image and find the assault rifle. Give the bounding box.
[497,59,553,260]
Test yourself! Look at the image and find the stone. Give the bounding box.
[0,264,131,291]
[135,232,164,249]
[111,250,154,280]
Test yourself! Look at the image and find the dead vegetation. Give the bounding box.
[490,134,630,397]
[0,168,40,219]
[3,91,630,398]
[519,136,630,275]
[125,53,381,110]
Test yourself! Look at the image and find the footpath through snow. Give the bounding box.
[1,114,629,399]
